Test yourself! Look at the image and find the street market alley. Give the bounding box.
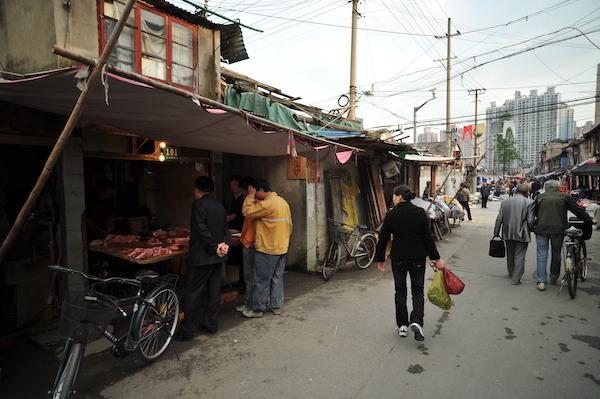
[2,201,600,399]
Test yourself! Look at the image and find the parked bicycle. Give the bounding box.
[48,265,179,399]
[322,219,378,281]
[561,217,590,299]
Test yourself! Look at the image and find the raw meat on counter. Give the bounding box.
[151,229,168,239]
[103,234,140,246]
[166,237,189,248]
[146,237,162,246]
[127,246,173,260]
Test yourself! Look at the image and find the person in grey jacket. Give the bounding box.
[494,184,535,285]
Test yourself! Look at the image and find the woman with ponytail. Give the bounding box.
[375,185,445,341]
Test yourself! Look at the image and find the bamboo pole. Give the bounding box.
[0,0,138,263]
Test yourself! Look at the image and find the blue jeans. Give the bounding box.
[242,247,256,307]
[252,252,287,312]
[535,234,564,283]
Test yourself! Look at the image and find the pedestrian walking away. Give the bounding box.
[176,176,231,340]
[456,183,472,221]
[241,179,293,318]
[375,185,446,342]
[480,182,491,209]
[493,184,535,285]
[533,180,592,291]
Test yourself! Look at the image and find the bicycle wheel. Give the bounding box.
[51,341,84,399]
[322,243,341,281]
[137,287,179,360]
[354,234,377,269]
[580,241,588,282]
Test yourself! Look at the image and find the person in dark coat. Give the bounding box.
[480,182,492,208]
[375,185,446,342]
[533,180,592,290]
[176,176,231,340]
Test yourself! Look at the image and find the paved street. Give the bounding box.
[3,200,600,398]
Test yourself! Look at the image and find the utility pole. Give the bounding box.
[435,18,460,157]
[445,17,452,157]
[413,90,437,144]
[348,0,359,120]
[468,88,486,189]
[468,88,486,158]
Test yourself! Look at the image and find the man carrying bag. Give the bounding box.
[493,184,535,285]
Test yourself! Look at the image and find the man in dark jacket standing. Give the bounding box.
[480,183,492,209]
[176,176,230,340]
[375,185,445,342]
[534,180,592,291]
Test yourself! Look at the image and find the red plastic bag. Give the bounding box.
[443,268,465,295]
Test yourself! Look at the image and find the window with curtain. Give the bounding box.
[103,0,135,72]
[100,0,197,88]
[171,22,194,87]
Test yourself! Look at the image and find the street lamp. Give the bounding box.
[413,89,437,144]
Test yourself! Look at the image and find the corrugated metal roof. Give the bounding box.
[220,23,249,64]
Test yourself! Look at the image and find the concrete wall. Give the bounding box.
[53,0,100,66]
[222,154,308,271]
[0,0,58,73]
[197,27,221,100]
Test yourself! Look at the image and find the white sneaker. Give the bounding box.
[236,305,250,312]
[537,282,546,291]
[398,326,408,337]
[410,322,425,341]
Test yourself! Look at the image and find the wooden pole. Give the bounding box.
[0,0,138,263]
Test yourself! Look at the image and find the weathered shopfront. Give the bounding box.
[0,65,360,333]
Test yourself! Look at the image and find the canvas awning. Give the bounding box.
[0,68,359,157]
[403,154,457,162]
[571,159,600,176]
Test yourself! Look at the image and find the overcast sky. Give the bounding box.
[176,0,600,141]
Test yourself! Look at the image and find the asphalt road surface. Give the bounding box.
[2,200,600,398]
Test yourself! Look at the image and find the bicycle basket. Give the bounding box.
[59,289,119,342]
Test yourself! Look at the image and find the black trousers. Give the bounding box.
[459,200,472,220]
[391,260,426,328]
[179,263,222,335]
[481,195,489,208]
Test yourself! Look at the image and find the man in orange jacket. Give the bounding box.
[241,178,292,318]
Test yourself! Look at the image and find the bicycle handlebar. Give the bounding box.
[48,265,141,287]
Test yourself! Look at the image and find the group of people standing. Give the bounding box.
[493,180,592,290]
[176,175,292,340]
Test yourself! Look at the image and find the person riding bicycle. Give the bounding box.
[533,179,592,291]
[375,185,445,341]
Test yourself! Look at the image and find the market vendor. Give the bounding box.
[86,179,116,240]
[227,175,245,233]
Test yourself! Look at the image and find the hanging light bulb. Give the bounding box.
[159,153,165,162]
[160,141,167,149]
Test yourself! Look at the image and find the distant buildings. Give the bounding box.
[417,127,439,143]
[575,120,595,137]
[558,103,575,140]
[485,87,570,171]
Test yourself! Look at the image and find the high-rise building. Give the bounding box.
[558,103,575,140]
[485,87,561,171]
[417,127,439,143]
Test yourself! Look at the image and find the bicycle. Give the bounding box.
[561,218,590,299]
[322,219,378,281]
[48,265,180,399]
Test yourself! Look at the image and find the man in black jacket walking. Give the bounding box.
[176,176,230,340]
[375,185,445,341]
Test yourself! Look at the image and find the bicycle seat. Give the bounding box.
[564,226,583,239]
[134,269,160,281]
